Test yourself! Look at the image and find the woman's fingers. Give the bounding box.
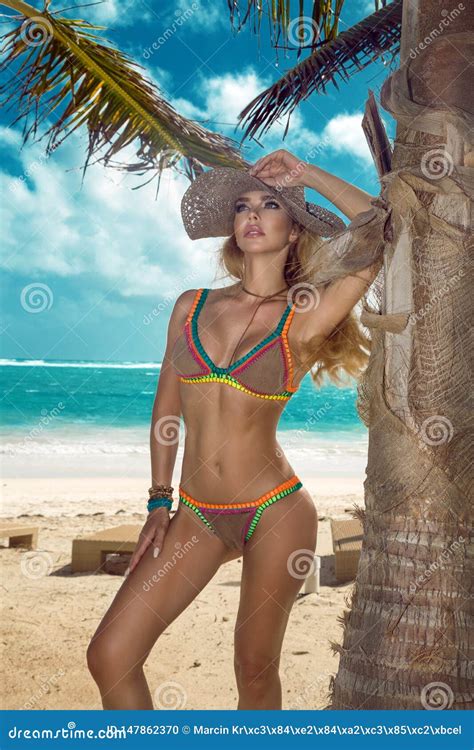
[250,154,280,176]
[147,507,170,559]
[249,149,303,184]
[251,149,291,170]
[253,166,277,180]
[151,524,168,558]
[126,530,153,575]
[125,511,170,576]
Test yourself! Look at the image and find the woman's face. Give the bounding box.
[233,190,300,251]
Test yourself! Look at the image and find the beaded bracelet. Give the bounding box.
[148,484,173,498]
[147,496,173,513]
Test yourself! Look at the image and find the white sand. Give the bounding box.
[0,457,365,710]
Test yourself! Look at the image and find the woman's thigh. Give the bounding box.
[88,502,231,670]
[234,488,318,671]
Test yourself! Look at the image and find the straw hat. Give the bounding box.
[180,166,346,240]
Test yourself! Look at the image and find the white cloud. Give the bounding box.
[81,0,154,29]
[201,70,271,123]
[0,126,22,147]
[164,68,372,165]
[319,113,372,162]
[0,132,214,297]
[162,2,227,33]
[0,61,375,308]
[164,68,323,157]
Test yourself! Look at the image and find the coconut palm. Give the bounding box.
[0,0,248,193]
[231,0,472,711]
[0,0,401,188]
[1,0,471,710]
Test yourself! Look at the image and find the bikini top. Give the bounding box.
[170,287,300,401]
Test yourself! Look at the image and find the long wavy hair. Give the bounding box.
[215,227,372,389]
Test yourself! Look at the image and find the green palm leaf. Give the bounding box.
[235,0,402,141]
[0,0,247,194]
[227,0,357,50]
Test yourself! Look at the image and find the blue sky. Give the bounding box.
[1,0,396,363]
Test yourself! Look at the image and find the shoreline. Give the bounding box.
[1,431,368,518]
[1,472,365,520]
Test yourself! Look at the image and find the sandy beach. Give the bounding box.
[0,459,364,711]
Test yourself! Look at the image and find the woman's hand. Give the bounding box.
[248,149,309,189]
[125,507,171,577]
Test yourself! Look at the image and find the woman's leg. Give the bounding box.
[87,503,231,709]
[233,487,318,709]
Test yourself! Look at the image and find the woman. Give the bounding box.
[87,148,383,710]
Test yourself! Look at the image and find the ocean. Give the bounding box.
[0,359,369,478]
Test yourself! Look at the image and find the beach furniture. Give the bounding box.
[330,518,363,583]
[71,522,325,585]
[71,524,141,573]
[0,523,38,549]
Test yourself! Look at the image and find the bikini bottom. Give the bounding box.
[178,474,303,552]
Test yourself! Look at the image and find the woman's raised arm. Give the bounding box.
[249,149,385,346]
[249,148,376,220]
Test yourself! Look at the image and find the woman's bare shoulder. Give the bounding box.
[168,288,200,328]
[175,287,200,307]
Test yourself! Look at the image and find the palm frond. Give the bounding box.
[227,1,390,54]
[0,1,247,196]
[235,0,402,142]
[227,0,350,52]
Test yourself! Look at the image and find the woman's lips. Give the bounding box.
[245,228,265,237]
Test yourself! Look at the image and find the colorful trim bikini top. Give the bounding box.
[170,288,300,401]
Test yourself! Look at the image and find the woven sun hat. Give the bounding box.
[180,166,346,240]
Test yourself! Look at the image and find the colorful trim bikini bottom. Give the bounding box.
[178,474,303,552]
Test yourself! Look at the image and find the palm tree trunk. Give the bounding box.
[329,0,473,710]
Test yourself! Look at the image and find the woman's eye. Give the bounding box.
[235,201,280,212]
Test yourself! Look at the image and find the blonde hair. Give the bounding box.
[215,228,372,389]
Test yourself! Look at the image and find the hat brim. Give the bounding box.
[180,167,346,240]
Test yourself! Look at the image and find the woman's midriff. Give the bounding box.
[178,388,296,505]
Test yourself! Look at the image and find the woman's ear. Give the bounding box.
[289,223,301,242]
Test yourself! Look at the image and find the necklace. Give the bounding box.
[240,283,288,299]
[224,281,289,368]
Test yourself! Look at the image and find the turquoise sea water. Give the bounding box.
[0,359,368,456]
